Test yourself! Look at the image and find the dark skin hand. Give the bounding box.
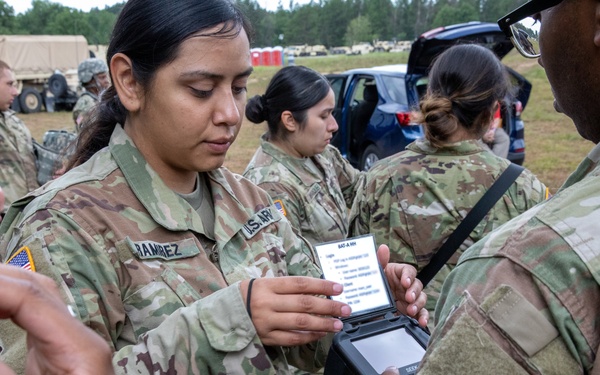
[0,265,114,375]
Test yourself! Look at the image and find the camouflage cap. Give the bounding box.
[77,58,108,84]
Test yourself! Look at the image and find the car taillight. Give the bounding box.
[514,101,523,117]
[396,112,412,126]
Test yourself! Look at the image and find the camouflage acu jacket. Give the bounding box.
[418,143,600,374]
[72,91,98,129]
[0,110,38,213]
[243,136,364,245]
[349,139,547,315]
[0,125,325,375]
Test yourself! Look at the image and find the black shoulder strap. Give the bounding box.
[417,163,524,287]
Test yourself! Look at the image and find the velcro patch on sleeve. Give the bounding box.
[486,285,558,356]
[5,246,35,272]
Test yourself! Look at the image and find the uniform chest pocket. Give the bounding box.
[118,237,208,338]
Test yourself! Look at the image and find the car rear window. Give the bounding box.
[381,75,408,105]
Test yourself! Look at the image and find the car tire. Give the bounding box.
[18,88,43,113]
[48,73,68,98]
[360,145,381,171]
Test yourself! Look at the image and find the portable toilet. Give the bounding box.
[261,47,273,66]
[272,46,283,66]
[251,48,262,66]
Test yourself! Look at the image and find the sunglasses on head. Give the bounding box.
[497,0,563,58]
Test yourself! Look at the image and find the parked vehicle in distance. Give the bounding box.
[285,44,308,57]
[1,35,89,113]
[326,22,531,170]
[373,40,395,52]
[331,46,351,55]
[307,45,328,56]
[348,42,374,55]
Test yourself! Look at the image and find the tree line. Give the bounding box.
[0,0,526,48]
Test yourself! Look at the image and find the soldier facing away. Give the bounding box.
[349,44,548,322]
[418,0,600,373]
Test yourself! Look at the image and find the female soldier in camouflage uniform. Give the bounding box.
[244,66,363,245]
[0,1,427,374]
[350,44,548,321]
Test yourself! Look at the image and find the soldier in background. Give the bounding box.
[72,57,109,130]
[0,0,427,373]
[0,60,39,217]
[418,0,600,373]
[244,65,364,246]
[349,44,547,323]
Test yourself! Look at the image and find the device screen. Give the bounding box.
[315,234,391,316]
[352,328,426,374]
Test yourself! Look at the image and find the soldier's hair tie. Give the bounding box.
[246,278,256,319]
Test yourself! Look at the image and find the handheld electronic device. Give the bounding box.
[315,234,429,375]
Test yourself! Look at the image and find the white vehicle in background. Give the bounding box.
[331,46,351,55]
[348,42,374,55]
[307,45,328,56]
[390,40,412,53]
[374,40,395,52]
[285,44,309,57]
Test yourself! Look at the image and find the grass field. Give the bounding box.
[21,51,591,194]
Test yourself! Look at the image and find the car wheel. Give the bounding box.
[18,88,43,113]
[360,145,381,171]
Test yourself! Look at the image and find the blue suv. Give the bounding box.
[326,22,531,170]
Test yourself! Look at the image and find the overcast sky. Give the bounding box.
[5,0,312,14]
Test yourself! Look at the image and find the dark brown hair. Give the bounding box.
[414,44,512,147]
[67,0,252,169]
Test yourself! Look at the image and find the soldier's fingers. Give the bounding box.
[0,362,16,375]
[257,276,345,297]
[416,307,429,328]
[258,312,343,334]
[0,265,60,297]
[253,288,352,317]
[377,244,390,269]
[0,274,68,328]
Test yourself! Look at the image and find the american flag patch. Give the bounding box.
[6,246,35,272]
[273,200,286,217]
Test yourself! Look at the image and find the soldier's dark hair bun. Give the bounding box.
[246,94,268,124]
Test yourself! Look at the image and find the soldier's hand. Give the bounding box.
[240,276,351,346]
[377,244,429,328]
[0,264,114,375]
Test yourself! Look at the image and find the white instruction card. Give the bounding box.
[315,235,391,315]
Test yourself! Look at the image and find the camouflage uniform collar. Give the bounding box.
[0,109,16,121]
[259,133,323,184]
[408,138,486,155]
[558,142,600,192]
[109,125,208,233]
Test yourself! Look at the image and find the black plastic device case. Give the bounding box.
[325,312,430,375]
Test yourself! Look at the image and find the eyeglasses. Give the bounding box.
[497,0,563,58]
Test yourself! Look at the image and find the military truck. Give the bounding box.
[0,34,89,113]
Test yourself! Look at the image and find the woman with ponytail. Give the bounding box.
[349,44,548,323]
[244,65,364,245]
